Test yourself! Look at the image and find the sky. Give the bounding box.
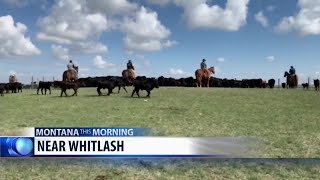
[1,0,320,84]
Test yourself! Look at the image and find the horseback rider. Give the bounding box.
[67,60,77,78]
[201,59,207,69]
[289,66,296,76]
[127,60,134,70]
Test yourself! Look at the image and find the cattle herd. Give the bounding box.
[1,76,320,98]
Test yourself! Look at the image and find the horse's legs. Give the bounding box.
[118,86,121,93]
[49,88,51,95]
[123,86,127,93]
[37,87,40,95]
[60,89,63,97]
[136,89,140,97]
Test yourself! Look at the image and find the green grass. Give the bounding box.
[0,87,320,179]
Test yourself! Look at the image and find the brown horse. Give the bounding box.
[195,67,215,87]
[122,68,136,85]
[63,66,78,82]
[284,71,298,89]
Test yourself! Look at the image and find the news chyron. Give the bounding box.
[1,127,247,158]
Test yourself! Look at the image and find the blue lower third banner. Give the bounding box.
[0,136,257,158]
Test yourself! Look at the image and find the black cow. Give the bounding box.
[131,78,159,98]
[268,79,276,89]
[53,81,79,97]
[96,79,121,96]
[314,79,319,91]
[5,82,22,93]
[0,84,5,96]
[37,81,52,95]
[302,83,309,90]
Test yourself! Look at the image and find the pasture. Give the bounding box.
[0,87,320,179]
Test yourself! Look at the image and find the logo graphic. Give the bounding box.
[6,137,33,157]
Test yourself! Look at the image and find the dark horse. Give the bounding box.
[122,68,136,85]
[284,71,298,89]
[63,66,78,82]
[195,67,215,87]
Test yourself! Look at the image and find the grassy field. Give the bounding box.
[0,87,320,179]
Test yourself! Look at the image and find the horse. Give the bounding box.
[122,68,136,85]
[63,66,78,82]
[195,67,215,87]
[284,71,298,89]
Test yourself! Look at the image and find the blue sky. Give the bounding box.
[1,0,320,84]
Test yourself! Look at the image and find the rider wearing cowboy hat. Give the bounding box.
[127,60,134,70]
[289,66,296,76]
[201,59,207,69]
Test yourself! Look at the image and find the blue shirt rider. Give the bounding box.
[127,60,134,70]
[289,66,296,75]
[201,59,207,69]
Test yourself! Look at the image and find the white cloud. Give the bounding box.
[120,6,176,52]
[255,11,269,27]
[266,56,275,62]
[0,15,41,57]
[93,55,115,69]
[276,0,320,36]
[175,0,250,31]
[169,68,190,78]
[217,57,225,63]
[37,0,108,54]
[51,45,71,61]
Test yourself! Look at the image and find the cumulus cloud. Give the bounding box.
[121,6,176,52]
[0,15,41,57]
[175,0,249,31]
[266,56,275,62]
[37,0,109,54]
[148,0,250,31]
[276,0,320,36]
[51,45,71,61]
[255,11,268,27]
[93,55,115,69]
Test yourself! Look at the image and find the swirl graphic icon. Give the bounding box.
[6,137,33,156]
